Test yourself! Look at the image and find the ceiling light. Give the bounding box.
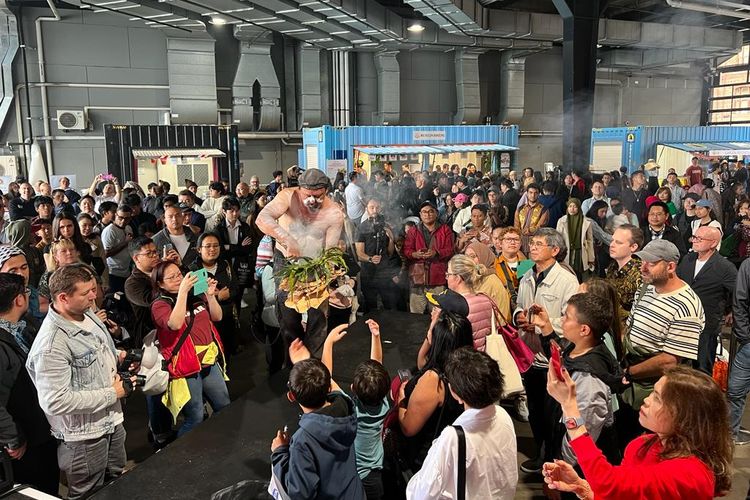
[407,21,425,32]
[209,17,227,25]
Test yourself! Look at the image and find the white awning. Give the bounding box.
[132,148,226,159]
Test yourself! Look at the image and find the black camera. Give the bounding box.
[371,213,386,233]
[118,348,145,396]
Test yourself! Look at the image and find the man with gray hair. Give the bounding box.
[618,239,704,448]
[677,226,736,374]
[512,227,579,473]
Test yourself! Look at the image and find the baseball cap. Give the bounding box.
[635,239,680,263]
[695,199,712,208]
[298,169,330,190]
[178,202,194,213]
[419,200,437,211]
[456,176,468,184]
[425,290,469,316]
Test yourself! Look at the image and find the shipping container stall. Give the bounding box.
[591,126,750,177]
[299,125,519,178]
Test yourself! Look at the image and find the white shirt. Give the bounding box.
[406,405,518,500]
[694,258,708,277]
[344,182,366,220]
[170,233,190,259]
[226,219,240,245]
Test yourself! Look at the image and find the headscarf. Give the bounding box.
[0,244,24,270]
[4,220,31,248]
[566,198,583,251]
[466,241,496,276]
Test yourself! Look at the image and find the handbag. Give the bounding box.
[489,302,535,373]
[453,425,466,500]
[409,223,436,286]
[139,330,169,396]
[713,340,729,392]
[485,308,524,399]
[234,256,255,287]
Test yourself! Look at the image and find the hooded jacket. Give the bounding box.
[272,391,365,500]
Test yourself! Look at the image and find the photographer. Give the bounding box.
[26,265,136,500]
[355,198,399,312]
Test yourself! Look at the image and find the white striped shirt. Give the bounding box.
[628,284,705,360]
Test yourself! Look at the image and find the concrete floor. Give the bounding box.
[120,317,750,499]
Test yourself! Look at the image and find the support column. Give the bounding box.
[552,0,600,171]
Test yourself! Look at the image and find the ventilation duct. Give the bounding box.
[297,44,322,128]
[232,26,281,132]
[498,52,525,124]
[0,5,17,133]
[454,49,483,125]
[374,51,400,125]
[167,38,217,124]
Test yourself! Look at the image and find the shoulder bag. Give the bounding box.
[488,300,535,373]
[485,306,524,399]
[621,283,660,410]
[454,425,466,500]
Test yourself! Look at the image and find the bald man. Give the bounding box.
[677,226,737,374]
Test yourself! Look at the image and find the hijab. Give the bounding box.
[566,198,583,251]
[466,241,496,276]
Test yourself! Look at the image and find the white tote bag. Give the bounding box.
[140,330,169,396]
[485,311,524,399]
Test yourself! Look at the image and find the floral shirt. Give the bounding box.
[606,257,643,325]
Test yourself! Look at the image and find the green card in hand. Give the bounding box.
[192,268,209,295]
[516,259,534,278]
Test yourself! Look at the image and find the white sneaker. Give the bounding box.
[514,396,529,422]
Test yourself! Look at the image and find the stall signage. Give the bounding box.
[413,130,446,141]
[626,133,635,143]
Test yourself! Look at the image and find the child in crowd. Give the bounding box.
[322,320,390,500]
[529,293,624,465]
[271,334,365,499]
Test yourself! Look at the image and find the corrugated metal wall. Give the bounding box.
[301,125,519,172]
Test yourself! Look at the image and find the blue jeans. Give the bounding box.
[178,363,231,436]
[145,393,173,443]
[727,342,750,437]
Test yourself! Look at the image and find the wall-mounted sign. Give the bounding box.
[326,159,347,180]
[626,133,635,143]
[413,130,446,141]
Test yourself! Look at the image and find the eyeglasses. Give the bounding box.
[689,236,715,243]
[164,272,183,281]
[445,272,458,278]
[529,241,550,248]
[502,237,521,243]
[201,244,221,249]
[137,250,159,258]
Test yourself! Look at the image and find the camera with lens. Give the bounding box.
[371,213,386,233]
[118,348,146,396]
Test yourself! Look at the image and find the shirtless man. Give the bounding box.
[256,169,344,357]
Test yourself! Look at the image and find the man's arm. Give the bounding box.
[405,427,451,499]
[256,191,294,247]
[323,208,344,250]
[101,227,129,258]
[272,443,320,500]
[28,346,117,416]
[629,352,679,379]
[124,276,152,308]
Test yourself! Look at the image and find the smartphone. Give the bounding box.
[550,340,564,380]
[163,243,174,258]
[191,268,209,295]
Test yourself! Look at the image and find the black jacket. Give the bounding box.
[502,188,521,224]
[0,324,52,448]
[734,258,750,345]
[124,267,156,346]
[641,224,688,258]
[677,252,737,338]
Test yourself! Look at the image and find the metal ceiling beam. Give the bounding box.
[80,0,193,31]
[271,0,378,44]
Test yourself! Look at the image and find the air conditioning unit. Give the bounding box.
[56,110,87,131]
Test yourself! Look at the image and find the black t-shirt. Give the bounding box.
[315,392,352,418]
[356,218,390,257]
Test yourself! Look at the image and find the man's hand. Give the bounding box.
[241,236,252,247]
[106,319,122,339]
[164,249,181,266]
[289,338,311,364]
[94,309,108,323]
[725,312,734,326]
[113,374,136,399]
[423,248,436,258]
[326,324,348,345]
[6,442,26,460]
[271,429,290,452]
[282,237,303,258]
[371,255,382,265]
[206,277,219,297]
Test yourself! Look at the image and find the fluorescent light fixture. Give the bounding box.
[209,17,227,25]
[407,22,425,32]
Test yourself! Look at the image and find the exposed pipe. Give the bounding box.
[665,0,750,19]
[17,5,31,175]
[36,0,61,175]
[237,132,302,139]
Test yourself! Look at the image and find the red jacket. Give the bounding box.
[403,223,455,287]
[571,433,715,499]
[151,296,226,379]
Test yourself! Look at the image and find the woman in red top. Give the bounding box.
[150,261,230,436]
[543,365,732,499]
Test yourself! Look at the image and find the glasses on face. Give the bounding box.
[503,237,521,243]
[420,209,436,215]
[529,241,549,248]
[689,236,715,243]
[137,250,159,258]
[201,244,221,249]
[445,272,458,278]
[164,272,183,281]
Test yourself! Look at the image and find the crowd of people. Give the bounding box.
[1,156,749,499]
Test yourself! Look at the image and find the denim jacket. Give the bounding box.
[26,306,122,442]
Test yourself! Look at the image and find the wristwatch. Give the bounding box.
[368,256,373,263]
[564,415,585,430]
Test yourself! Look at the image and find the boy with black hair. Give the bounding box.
[322,320,389,500]
[407,348,518,499]
[530,293,623,465]
[96,201,118,233]
[271,330,364,500]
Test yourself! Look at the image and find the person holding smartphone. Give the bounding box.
[150,260,229,437]
[528,293,624,466]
